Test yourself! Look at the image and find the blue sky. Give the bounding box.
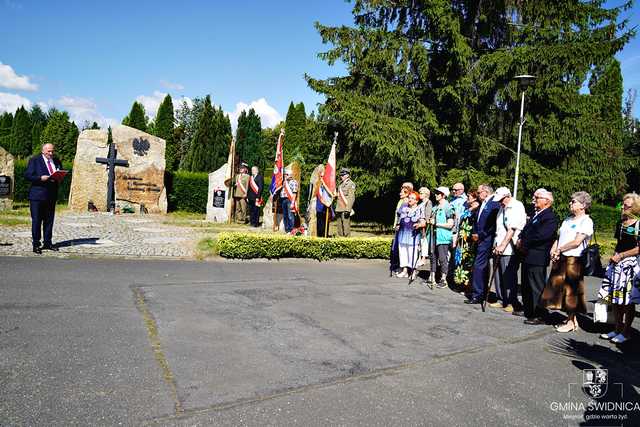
[1,0,639,129]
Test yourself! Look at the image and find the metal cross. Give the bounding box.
[96,143,129,212]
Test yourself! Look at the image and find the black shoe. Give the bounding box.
[464,298,482,305]
[33,246,42,254]
[511,311,526,317]
[42,244,59,252]
[524,318,546,325]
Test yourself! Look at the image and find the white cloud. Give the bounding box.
[136,91,192,119]
[227,98,282,132]
[159,80,185,91]
[0,91,32,113]
[54,96,116,128]
[0,62,38,91]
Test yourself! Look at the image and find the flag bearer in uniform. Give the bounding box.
[234,162,250,223]
[248,166,264,227]
[280,168,298,232]
[335,168,356,237]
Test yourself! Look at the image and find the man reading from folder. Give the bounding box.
[24,143,65,254]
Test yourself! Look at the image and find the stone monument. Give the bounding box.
[69,125,167,213]
[0,145,14,211]
[206,162,230,222]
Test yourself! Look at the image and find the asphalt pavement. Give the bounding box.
[1,256,639,426]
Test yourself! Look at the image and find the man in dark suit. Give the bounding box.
[247,165,264,227]
[24,143,62,254]
[515,189,558,324]
[466,184,501,304]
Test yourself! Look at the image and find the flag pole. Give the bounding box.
[324,208,329,238]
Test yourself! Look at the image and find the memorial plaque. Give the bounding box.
[212,189,226,208]
[69,125,168,213]
[0,175,11,197]
[0,146,14,211]
[207,163,230,222]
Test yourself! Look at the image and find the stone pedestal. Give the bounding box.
[69,125,167,213]
[206,162,231,223]
[0,146,14,211]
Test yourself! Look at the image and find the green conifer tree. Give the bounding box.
[0,112,13,151]
[123,101,148,132]
[41,111,73,162]
[235,108,263,170]
[182,95,216,172]
[307,0,633,200]
[10,106,33,158]
[155,94,176,170]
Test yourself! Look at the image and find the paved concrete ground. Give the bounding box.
[1,256,639,426]
[0,212,202,258]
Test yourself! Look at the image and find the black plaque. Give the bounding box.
[212,190,225,208]
[0,175,11,197]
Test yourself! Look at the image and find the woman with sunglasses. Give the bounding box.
[598,193,640,344]
[542,191,594,332]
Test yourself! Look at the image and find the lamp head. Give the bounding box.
[514,74,536,90]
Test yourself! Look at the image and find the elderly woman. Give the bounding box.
[542,191,594,333]
[598,193,640,344]
[417,187,433,269]
[454,189,480,293]
[393,182,414,228]
[395,191,425,279]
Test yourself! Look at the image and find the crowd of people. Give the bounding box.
[390,182,640,343]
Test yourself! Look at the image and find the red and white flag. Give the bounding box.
[317,140,336,207]
[269,130,284,196]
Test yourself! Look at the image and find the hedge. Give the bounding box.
[166,170,209,213]
[13,158,73,203]
[216,232,392,260]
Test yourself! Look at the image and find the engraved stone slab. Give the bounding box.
[68,125,167,214]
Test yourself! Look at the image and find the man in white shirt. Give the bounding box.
[490,187,527,312]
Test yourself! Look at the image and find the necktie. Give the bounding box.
[47,159,54,175]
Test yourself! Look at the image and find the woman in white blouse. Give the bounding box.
[542,191,594,332]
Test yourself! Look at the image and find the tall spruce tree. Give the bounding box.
[41,111,74,162]
[307,0,634,201]
[10,106,32,158]
[155,94,176,170]
[175,97,205,169]
[122,101,148,132]
[283,102,307,163]
[213,106,232,171]
[235,108,263,169]
[30,104,47,153]
[0,112,13,151]
[182,95,216,172]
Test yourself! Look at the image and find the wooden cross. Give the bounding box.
[96,142,129,212]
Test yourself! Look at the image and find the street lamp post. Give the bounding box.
[513,74,536,200]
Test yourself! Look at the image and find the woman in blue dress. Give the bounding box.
[394,191,425,279]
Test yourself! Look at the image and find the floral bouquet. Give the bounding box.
[290,226,306,236]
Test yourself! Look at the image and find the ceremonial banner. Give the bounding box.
[269,130,285,196]
[318,140,336,207]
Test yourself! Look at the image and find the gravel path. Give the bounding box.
[0,211,204,258]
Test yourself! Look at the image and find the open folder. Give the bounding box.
[50,170,68,182]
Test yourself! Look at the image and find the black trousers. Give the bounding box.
[521,263,548,319]
[317,210,328,237]
[248,199,260,226]
[30,199,56,247]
